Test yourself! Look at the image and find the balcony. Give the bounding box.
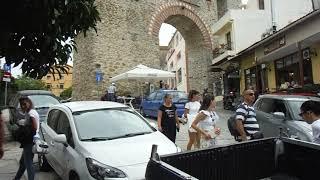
[212,10,233,35]
[212,43,235,65]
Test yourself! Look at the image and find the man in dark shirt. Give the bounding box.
[0,111,4,159]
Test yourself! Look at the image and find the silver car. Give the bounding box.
[39,101,180,180]
[254,95,320,142]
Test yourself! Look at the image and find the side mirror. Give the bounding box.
[273,112,285,120]
[54,134,68,147]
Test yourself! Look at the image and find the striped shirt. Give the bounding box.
[235,103,260,135]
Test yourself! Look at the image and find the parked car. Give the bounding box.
[140,90,188,118]
[7,90,60,124]
[39,101,180,179]
[253,94,320,142]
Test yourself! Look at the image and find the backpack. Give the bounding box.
[227,105,249,137]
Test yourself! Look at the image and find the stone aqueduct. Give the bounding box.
[73,0,221,100]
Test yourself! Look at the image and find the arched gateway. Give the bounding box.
[73,0,221,100]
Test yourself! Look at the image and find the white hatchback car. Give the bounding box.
[39,101,180,180]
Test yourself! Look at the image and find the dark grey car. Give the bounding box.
[8,90,61,124]
[254,94,320,142]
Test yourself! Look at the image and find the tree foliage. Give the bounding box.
[60,87,72,99]
[14,75,47,91]
[0,0,100,79]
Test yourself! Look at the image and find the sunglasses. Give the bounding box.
[247,93,255,96]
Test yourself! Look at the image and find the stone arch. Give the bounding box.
[148,2,214,50]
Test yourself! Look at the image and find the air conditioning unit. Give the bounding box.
[302,49,310,60]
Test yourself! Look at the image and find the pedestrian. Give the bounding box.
[0,111,4,159]
[184,90,201,150]
[191,94,221,148]
[13,96,40,180]
[157,94,180,143]
[235,89,262,142]
[106,82,117,102]
[300,100,320,144]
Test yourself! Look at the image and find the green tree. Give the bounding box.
[60,87,72,99]
[0,0,100,79]
[14,75,47,91]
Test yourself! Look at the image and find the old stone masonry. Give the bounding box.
[73,0,238,100]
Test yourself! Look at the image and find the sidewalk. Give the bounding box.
[0,142,25,180]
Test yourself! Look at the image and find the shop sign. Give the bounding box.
[264,36,286,55]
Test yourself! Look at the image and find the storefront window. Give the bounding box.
[244,67,257,90]
[275,52,313,90]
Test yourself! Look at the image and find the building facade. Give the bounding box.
[42,65,73,97]
[165,31,187,92]
[211,0,314,97]
[232,10,320,94]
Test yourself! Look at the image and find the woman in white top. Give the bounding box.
[184,90,201,150]
[191,94,221,148]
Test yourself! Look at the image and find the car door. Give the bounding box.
[255,98,279,137]
[151,91,164,117]
[143,92,156,116]
[54,110,79,179]
[41,109,61,174]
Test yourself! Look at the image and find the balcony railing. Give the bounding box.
[212,43,232,58]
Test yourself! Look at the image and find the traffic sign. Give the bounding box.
[2,77,11,82]
[96,71,103,82]
[3,63,11,72]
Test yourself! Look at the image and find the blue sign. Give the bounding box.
[3,64,11,72]
[96,71,103,82]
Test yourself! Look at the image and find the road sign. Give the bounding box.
[3,64,11,72]
[96,71,103,82]
[2,77,11,82]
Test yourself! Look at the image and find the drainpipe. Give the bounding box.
[297,42,304,86]
[270,0,277,33]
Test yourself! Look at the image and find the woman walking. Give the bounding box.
[185,90,201,150]
[191,94,221,148]
[14,96,40,180]
[157,94,180,143]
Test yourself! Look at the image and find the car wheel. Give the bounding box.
[140,108,146,117]
[38,154,51,172]
[69,171,80,180]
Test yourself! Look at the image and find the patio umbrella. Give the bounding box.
[110,64,175,104]
[110,64,175,82]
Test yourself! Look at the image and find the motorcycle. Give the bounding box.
[223,91,239,110]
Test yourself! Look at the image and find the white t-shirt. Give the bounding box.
[107,85,116,93]
[185,101,201,115]
[29,109,40,139]
[198,110,219,132]
[185,101,201,128]
[311,119,320,144]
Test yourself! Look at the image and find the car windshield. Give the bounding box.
[28,95,60,108]
[73,108,155,141]
[167,91,188,102]
[287,100,320,120]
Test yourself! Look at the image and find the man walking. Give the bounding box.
[106,82,117,102]
[235,89,261,141]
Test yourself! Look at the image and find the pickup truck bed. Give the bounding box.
[145,138,320,180]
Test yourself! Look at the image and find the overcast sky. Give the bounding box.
[4,0,248,77]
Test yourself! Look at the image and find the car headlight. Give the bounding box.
[86,158,127,179]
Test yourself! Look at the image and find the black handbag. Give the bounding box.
[15,114,36,146]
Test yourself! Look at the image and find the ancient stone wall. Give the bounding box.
[73,0,220,100]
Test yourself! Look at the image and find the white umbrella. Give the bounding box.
[110,64,175,82]
[110,64,175,107]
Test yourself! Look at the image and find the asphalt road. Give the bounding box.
[1,106,235,179]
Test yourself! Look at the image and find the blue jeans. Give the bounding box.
[14,143,35,180]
